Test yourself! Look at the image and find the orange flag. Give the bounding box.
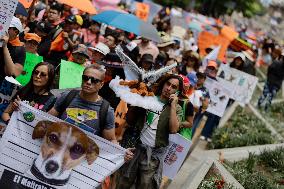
[19,0,35,8]
[135,2,150,21]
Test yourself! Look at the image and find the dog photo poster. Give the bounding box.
[0,102,126,189]
[204,78,231,117]
[217,63,258,105]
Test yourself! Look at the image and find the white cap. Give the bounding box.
[9,16,23,33]
[89,42,110,56]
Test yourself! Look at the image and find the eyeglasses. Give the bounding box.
[33,70,48,77]
[82,75,101,84]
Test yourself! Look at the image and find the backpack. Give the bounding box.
[57,90,110,136]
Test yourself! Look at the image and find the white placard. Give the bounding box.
[0,0,18,46]
[162,134,191,179]
[0,102,126,189]
[204,78,231,117]
[217,64,258,104]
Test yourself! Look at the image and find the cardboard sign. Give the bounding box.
[204,78,231,117]
[217,64,258,104]
[0,102,126,189]
[59,60,84,89]
[19,0,34,8]
[0,0,18,46]
[135,2,150,21]
[16,53,43,86]
[163,134,191,179]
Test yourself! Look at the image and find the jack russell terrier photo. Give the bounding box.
[30,120,99,186]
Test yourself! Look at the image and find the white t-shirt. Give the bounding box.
[140,110,162,147]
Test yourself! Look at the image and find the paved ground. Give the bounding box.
[167,139,284,189]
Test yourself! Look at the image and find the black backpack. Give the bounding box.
[57,90,110,136]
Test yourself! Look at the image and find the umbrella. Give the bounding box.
[15,2,28,17]
[188,21,203,32]
[57,0,97,14]
[92,10,161,42]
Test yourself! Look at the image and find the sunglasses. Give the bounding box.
[82,75,101,84]
[33,70,48,77]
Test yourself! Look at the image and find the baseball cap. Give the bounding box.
[24,33,41,43]
[72,44,89,58]
[89,42,110,56]
[65,15,77,24]
[75,15,83,26]
[9,16,23,33]
[186,72,198,87]
[207,60,218,69]
[36,21,53,34]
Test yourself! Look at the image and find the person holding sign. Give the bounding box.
[2,62,56,124]
[117,74,183,189]
[48,64,134,160]
[0,17,25,82]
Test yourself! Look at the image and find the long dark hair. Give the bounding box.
[18,62,55,97]
[154,74,184,97]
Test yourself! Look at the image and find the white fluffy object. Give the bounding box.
[109,77,164,111]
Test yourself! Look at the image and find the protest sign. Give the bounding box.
[204,78,231,117]
[217,64,258,104]
[59,60,84,89]
[163,134,191,179]
[19,0,34,8]
[0,78,20,127]
[135,2,150,21]
[0,102,126,189]
[0,0,18,46]
[16,53,43,86]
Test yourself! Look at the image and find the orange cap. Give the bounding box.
[24,33,41,43]
[207,60,218,69]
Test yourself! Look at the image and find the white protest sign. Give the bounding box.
[0,102,126,189]
[163,134,191,179]
[204,77,231,117]
[0,0,18,46]
[217,63,258,104]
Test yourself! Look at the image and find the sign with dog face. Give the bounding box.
[0,102,126,189]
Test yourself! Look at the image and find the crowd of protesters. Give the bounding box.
[0,0,284,189]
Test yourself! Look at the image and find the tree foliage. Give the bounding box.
[153,0,265,17]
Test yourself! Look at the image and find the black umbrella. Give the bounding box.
[15,2,28,17]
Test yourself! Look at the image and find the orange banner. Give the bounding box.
[135,2,150,21]
[220,25,238,42]
[19,0,34,8]
[198,31,230,62]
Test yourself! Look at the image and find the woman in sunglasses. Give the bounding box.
[2,62,56,124]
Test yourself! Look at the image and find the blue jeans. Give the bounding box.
[192,111,220,139]
[258,82,279,111]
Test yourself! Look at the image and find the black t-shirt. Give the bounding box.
[0,44,26,82]
[14,90,56,112]
[178,100,194,119]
